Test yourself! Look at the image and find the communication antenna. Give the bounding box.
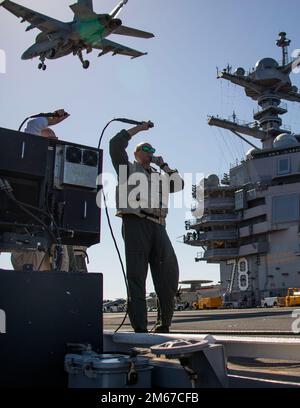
[208,33,300,150]
[276,31,291,66]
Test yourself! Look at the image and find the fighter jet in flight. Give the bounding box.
[0,0,154,70]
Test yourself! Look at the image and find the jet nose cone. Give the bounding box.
[21,45,35,60]
[21,50,31,60]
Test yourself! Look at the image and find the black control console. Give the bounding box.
[0,127,103,251]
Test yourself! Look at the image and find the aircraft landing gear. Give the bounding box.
[38,55,47,71]
[82,60,90,69]
[77,49,90,69]
[38,63,47,71]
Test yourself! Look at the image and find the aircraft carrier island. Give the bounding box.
[184,32,300,307]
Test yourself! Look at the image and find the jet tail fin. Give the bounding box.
[110,0,128,19]
[73,0,93,21]
[77,0,93,10]
[71,3,97,22]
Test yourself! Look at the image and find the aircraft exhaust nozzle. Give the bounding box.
[109,18,122,31]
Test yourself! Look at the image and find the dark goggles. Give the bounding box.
[140,145,156,154]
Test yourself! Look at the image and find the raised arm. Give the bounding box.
[109,129,131,174]
[109,122,152,174]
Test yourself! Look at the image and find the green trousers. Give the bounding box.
[122,215,179,332]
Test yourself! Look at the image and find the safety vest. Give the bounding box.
[116,161,169,225]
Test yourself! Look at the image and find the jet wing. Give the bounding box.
[113,25,154,39]
[1,0,68,32]
[93,38,148,59]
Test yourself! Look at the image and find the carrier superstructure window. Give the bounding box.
[272,194,299,223]
[277,157,290,175]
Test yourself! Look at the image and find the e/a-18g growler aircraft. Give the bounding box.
[0,0,154,70]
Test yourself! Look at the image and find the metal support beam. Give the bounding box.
[230,130,260,150]
[218,71,262,95]
[218,71,300,103]
[208,116,266,139]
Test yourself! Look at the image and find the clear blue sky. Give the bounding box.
[1,0,300,299]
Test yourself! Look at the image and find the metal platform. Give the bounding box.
[104,331,300,388]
